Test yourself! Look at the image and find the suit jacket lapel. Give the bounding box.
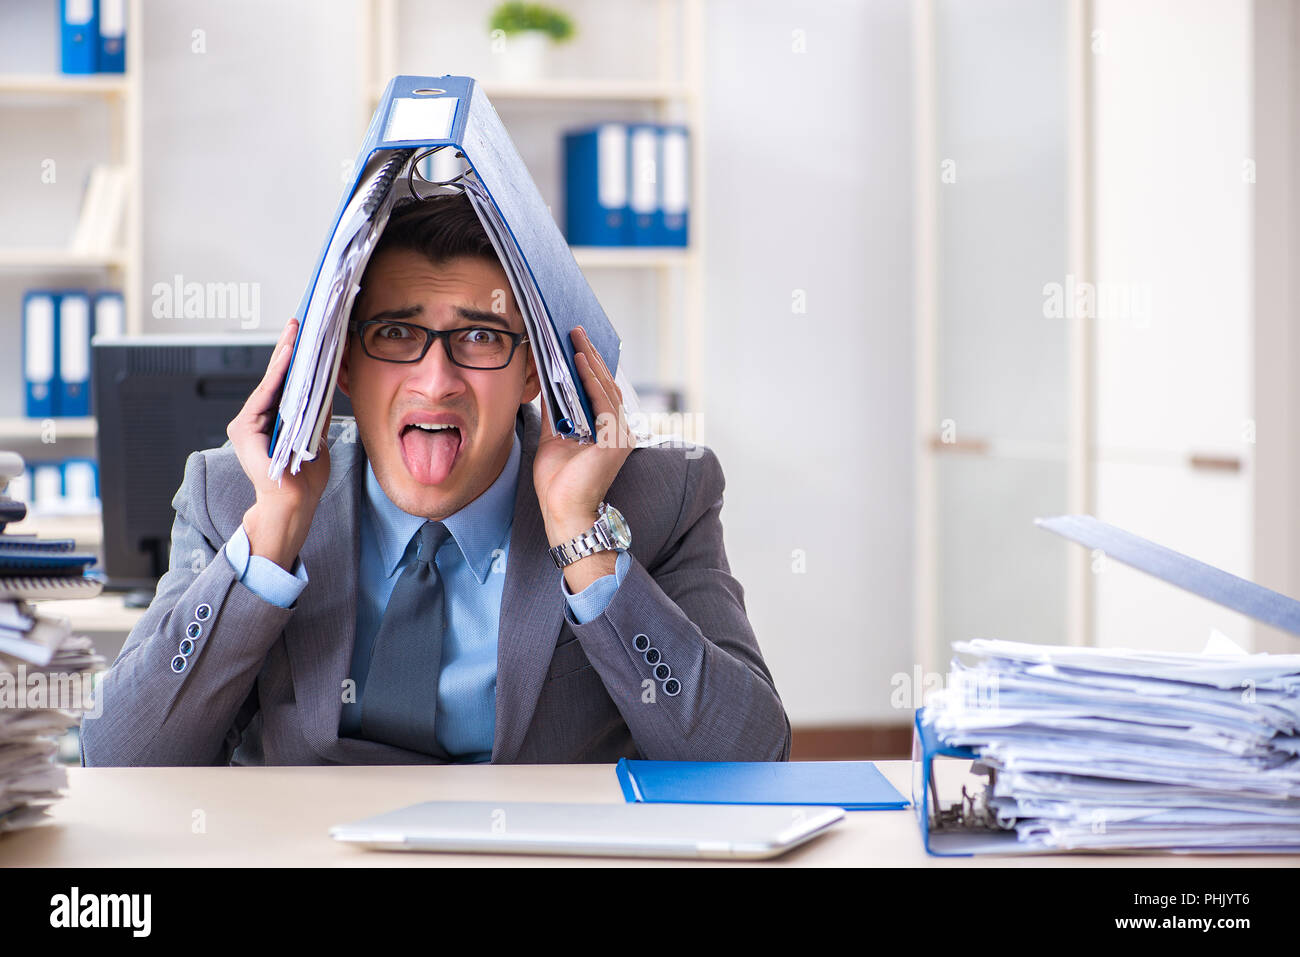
[493,404,566,763]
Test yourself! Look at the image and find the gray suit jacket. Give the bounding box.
[81,404,791,766]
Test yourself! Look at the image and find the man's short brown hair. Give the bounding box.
[369,192,500,270]
[350,192,504,328]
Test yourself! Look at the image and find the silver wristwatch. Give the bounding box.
[549,502,632,569]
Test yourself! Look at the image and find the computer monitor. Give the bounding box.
[93,335,353,600]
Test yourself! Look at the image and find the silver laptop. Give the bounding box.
[330,800,845,860]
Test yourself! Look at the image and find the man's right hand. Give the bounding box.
[227,318,333,571]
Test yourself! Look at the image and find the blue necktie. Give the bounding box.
[359,521,452,757]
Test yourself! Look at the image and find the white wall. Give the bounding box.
[930,0,1071,663]
[138,0,367,334]
[1091,0,1256,651]
[702,0,915,724]
[1252,0,1300,654]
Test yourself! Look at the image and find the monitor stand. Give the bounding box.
[102,580,157,609]
[122,588,155,609]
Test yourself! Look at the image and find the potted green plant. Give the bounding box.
[489,3,575,82]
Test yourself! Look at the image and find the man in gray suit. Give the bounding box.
[81,194,790,766]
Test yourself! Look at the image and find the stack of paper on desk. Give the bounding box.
[0,598,103,832]
[926,637,1300,851]
[920,515,1300,853]
[0,454,105,832]
[269,76,638,482]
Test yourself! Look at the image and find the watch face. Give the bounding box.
[602,505,632,549]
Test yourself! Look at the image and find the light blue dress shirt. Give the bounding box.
[222,428,630,762]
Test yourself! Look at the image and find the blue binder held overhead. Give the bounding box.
[269,75,629,480]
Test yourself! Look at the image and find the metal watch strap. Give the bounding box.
[550,520,614,569]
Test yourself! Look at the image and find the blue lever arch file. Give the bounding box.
[22,292,59,419]
[59,0,98,74]
[616,759,909,810]
[563,124,631,246]
[97,0,126,73]
[57,291,93,417]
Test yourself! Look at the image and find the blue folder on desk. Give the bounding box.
[616,759,909,811]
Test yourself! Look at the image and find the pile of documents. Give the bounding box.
[925,637,1300,851]
[0,451,104,832]
[269,75,636,482]
[270,148,412,479]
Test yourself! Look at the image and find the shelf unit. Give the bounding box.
[0,417,96,440]
[0,2,142,335]
[0,1,142,542]
[359,0,706,429]
[0,73,130,96]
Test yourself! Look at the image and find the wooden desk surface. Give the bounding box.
[1,761,1295,867]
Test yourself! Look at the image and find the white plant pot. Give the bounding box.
[500,30,552,84]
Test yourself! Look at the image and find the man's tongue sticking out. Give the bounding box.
[400,425,462,485]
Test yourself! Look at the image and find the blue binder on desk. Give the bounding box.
[270,75,625,477]
[616,759,909,811]
[912,708,1027,856]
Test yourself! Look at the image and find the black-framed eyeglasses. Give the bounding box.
[350,319,529,370]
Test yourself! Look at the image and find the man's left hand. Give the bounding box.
[533,325,636,589]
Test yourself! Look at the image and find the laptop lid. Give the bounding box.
[330,800,845,860]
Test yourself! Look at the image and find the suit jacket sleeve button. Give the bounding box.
[171,655,187,674]
[186,621,202,639]
[632,633,649,652]
[195,603,212,621]
[663,678,680,696]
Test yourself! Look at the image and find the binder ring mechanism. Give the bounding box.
[408,145,473,199]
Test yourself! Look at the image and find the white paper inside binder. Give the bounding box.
[461,176,593,441]
[269,148,411,480]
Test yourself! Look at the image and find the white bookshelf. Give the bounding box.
[0,417,96,440]
[0,0,143,459]
[0,73,130,96]
[0,249,127,269]
[572,246,695,269]
[0,3,140,555]
[359,0,707,428]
